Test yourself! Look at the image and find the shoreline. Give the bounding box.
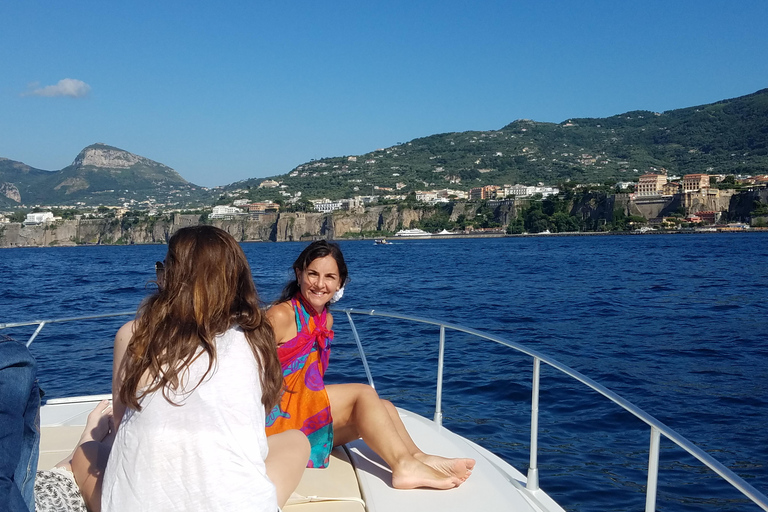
[3,227,766,249]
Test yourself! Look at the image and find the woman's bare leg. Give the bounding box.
[380,399,475,482]
[56,400,114,512]
[266,430,310,508]
[327,383,471,489]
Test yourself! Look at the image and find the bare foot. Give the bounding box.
[391,458,462,490]
[415,453,476,482]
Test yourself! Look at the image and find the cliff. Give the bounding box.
[1,190,765,248]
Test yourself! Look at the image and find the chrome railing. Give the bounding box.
[333,307,768,512]
[4,309,767,511]
[0,312,136,347]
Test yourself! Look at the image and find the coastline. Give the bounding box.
[3,226,766,249]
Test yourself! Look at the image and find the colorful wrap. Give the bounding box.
[265,294,334,468]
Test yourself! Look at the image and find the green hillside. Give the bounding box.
[232,88,768,201]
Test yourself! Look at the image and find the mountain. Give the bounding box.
[3,89,767,208]
[232,88,768,201]
[0,144,210,206]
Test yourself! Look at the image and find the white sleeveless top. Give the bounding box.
[102,327,276,512]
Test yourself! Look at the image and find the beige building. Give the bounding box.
[469,185,500,201]
[682,174,710,192]
[636,173,667,196]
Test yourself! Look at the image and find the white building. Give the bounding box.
[503,184,559,198]
[24,212,55,225]
[209,205,245,219]
[416,191,438,203]
[311,199,343,213]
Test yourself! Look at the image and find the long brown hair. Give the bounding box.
[119,226,282,411]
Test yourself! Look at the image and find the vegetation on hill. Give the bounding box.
[1,89,767,209]
[233,89,768,202]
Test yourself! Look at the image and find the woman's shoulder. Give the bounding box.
[114,320,136,345]
[267,301,297,345]
[267,301,294,324]
[116,319,136,336]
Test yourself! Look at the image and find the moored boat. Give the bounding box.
[394,229,431,237]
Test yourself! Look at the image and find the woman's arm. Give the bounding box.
[326,310,333,330]
[266,302,298,346]
[111,320,134,428]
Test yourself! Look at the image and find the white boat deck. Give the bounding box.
[40,396,563,512]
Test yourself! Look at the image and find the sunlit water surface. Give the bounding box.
[1,233,766,511]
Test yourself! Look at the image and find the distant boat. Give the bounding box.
[394,228,431,237]
[374,238,393,245]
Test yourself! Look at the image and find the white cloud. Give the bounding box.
[24,78,91,98]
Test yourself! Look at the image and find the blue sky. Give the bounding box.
[1,0,766,188]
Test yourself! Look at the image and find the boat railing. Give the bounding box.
[332,307,768,512]
[0,312,136,347]
[4,309,767,512]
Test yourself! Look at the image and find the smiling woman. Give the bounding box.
[265,240,476,490]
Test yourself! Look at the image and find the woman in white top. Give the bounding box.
[102,226,309,511]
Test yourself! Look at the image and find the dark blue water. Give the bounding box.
[1,233,767,511]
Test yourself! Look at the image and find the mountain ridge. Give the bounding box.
[0,143,205,206]
[2,88,767,207]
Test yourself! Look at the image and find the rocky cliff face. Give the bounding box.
[1,191,764,248]
[74,146,144,169]
[1,182,21,202]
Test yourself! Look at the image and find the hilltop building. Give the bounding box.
[210,205,245,219]
[311,199,343,213]
[469,185,500,200]
[682,174,710,193]
[636,173,668,196]
[244,202,279,216]
[258,180,280,189]
[23,212,55,225]
[502,184,559,198]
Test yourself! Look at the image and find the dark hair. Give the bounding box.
[277,240,348,304]
[120,226,283,412]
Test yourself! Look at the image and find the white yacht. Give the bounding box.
[394,229,431,237]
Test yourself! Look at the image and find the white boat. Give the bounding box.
[394,229,431,237]
[5,310,768,512]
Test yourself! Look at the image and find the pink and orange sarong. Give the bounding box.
[265,294,334,468]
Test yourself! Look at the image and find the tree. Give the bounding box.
[752,200,768,216]
[506,218,525,234]
[9,211,26,223]
[286,198,313,213]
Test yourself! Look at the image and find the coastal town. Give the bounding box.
[2,167,767,248]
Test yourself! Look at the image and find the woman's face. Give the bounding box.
[297,254,341,312]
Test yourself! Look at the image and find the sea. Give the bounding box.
[1,232,767,512]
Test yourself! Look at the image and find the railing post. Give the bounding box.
[527,357,540,490]
[434,325,445,426]
[645,426,661,512]
[26,322,46,347]
[345,311,376,389]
